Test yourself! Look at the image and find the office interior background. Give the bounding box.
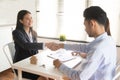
[0,0,120,44]
[0,0,120,73]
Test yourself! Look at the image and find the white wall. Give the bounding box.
[0,0,37,30]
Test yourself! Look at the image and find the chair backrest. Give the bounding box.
[113,47,120,80]
[112,64,120,80]
[113,58,120,80]
[3,42,15,65]
[7,42,15,60]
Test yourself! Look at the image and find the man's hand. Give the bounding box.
[72,52,87,58]
[53,59,62,68]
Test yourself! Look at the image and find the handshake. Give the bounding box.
[45,42,87,58]
[45,42,64,51]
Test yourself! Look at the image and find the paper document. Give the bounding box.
[47,49,75,62]
[47,49,82,68]
[63,57,82,68]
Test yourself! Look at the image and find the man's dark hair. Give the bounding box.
[83,6,111,35]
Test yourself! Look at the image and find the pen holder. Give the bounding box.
[30,55,38,65]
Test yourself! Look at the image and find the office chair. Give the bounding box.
[3,42,30,80]
[3,42,15,65]
[112,65,120,80]
[112,58,120,80]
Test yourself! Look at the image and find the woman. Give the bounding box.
[12,10,44,80]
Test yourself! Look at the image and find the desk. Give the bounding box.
[12,49,82,80]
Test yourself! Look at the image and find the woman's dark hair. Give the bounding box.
[15,10,31,30]
[83,6,111,36]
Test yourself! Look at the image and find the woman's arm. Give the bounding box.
[12,30,43,50]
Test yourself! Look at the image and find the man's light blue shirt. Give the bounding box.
[59,32,117,80]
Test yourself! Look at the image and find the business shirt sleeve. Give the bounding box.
[12,30,44,50]
[59,50,104,80]
[64,43,88,52]
[59,64,81,80]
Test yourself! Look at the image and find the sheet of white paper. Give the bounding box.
[47,49,75,62]
[38,49,82,69]
[63,57,82,68]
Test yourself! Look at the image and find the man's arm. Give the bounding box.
[53,50,104,80]
[46,42,87,52]
[53,59,81,80]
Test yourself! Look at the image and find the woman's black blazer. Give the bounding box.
[12,29,43,63]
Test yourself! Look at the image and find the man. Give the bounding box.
[47,6,117,80]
